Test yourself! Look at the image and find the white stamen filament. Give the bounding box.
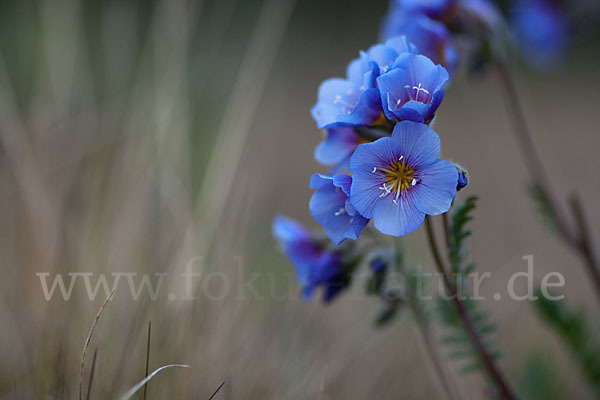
[412,83,430,102]
[403,83,430,103]
[378,183,392,197]
[333,95,355,114]
[375,155,419,206]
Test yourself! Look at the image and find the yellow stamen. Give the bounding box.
[383,158,415,192]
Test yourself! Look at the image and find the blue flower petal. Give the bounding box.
[384,35,415,56]
[346,52,375,88]
[510,0,567,68]
[366,43,400,74]
[309,174,368,244]
[377,54,448,122]
[309,173,333,190]
[350,137,397,218]
[424,89,445,122]
[390,121,441,169]
[398,0,455,19]
[311,78,356,128]
[381,9,458,73]
[272,214,310,243]
[314,127,359,166]
[332,174,353,196]
[412,159,458,215]
[372,191,426,236]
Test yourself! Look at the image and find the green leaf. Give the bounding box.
[448,196,478,275]
[517,354,565,400]
[533,289,600,395]
[436,197,504,378]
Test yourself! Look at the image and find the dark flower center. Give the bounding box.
[394,83,432,109]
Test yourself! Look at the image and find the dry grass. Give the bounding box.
[0,0,599,399]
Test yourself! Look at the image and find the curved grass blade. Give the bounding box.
[118,364,190,400]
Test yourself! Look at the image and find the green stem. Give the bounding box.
[424,216,519,400]
[355,126,391,142]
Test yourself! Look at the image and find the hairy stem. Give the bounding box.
[494,60,600,301]
[424,216,519,400]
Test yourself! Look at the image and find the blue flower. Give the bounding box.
[381,9,458,73]
[311,37,416,130]
[349,121,457,236]
[311,53,382,129]
[377,53,449,123]
[309,174,369,244]
[391,0,456,20]
[272,215,347,302]
[510,0,568,68]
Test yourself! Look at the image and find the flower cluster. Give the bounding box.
[381,0,569,71]
[273,0,569,303]
[310,33,463,241]
[273,30,468,301]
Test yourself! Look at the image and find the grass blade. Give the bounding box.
[86,348,98,400]
[142,321,151,400]
[208,381,226,400]
[79,289,116,400]
[119,364,190,400]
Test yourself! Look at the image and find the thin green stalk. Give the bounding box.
[355,126,392,142]
[142,321,151,400]
[424,216,519,400]
[86,349,98,400]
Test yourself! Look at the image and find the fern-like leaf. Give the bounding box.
[448,196,477,276]
[534,289,600,396]
[438,196,502,375]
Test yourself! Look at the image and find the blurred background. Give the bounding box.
[0,0,599,398]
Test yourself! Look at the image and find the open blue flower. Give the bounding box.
[309,174,369,244]
[349,121,457,236]
[381,9,458,73]
[311,52,382,129]
[510,0,568,68]
[272,215,347,302]
[377,53,449,123]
